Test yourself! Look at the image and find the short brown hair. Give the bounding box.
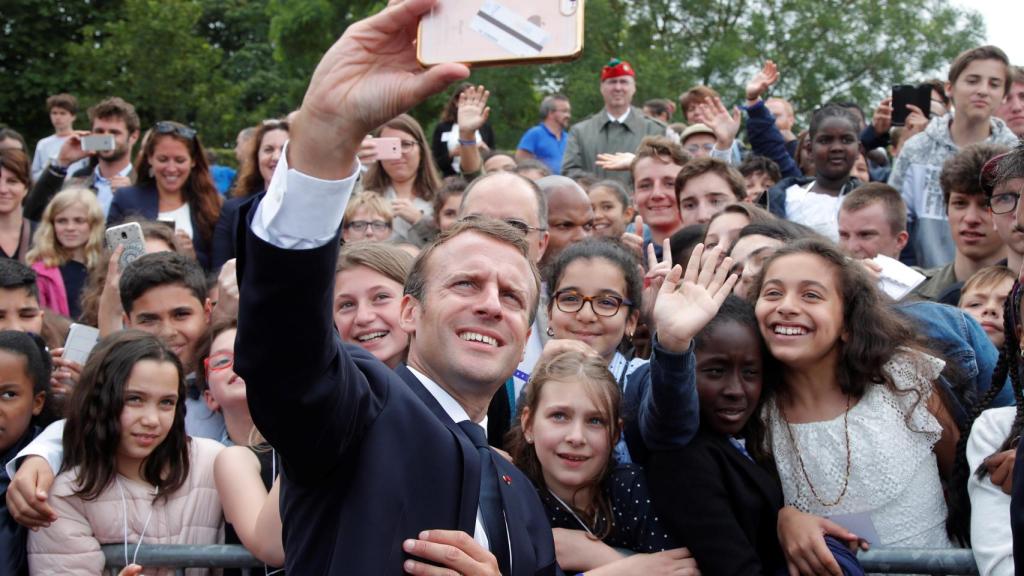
[1011,65,1024,86]
[679,85,720,112]
[404,218,541,324]
[674,157,746,203]
[959,265,1015,307]
[948,45,1011,97]
[45,93,78,115]
[336,240,414,286]
[840,183,908,235]
[940,143,1011,206]
[629,136,690,182]
[88,97,140,135]
[0,149,31,189]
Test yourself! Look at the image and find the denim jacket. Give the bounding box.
[897,301,1012,424]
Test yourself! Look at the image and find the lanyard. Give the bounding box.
[546,489,596,537]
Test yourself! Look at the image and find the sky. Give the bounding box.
[957,1,1024,64]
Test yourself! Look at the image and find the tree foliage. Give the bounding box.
[1,0,986,153]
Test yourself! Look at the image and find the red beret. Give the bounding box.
[601,58,635,82]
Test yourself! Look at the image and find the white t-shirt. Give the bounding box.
[784,181,842,242]
[158,203,194,239]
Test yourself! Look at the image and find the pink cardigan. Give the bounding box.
[28,438,224,575]
[30,261,69,317]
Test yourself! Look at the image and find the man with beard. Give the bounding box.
[516,94,572,175]
[24,97,140,219]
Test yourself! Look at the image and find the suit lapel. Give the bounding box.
[397,365,481,536]
[492,455,530,575]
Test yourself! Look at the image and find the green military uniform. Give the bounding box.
[561,106,666,189]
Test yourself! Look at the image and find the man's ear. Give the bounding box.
[398,294,420,334]
[895,230,910,253]
[122,311,132,327]
[203,298,213,324]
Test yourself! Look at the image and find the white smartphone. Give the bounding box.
[418,0,584,67]
[81,134,116,152]
[63,323,100,366]
[105,222,146,271]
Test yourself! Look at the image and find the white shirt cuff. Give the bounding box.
[4,419,64,479]
[251,141,361,250]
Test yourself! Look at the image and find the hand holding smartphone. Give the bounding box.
[105,222,146,272]
[891,84,932,127]
[418,0,584,67]
[81,134,116,153]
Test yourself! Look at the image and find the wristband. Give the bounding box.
[458,139,478,146]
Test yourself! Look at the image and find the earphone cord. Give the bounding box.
[116,478,157,568]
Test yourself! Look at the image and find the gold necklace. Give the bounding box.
[779,394,852,508]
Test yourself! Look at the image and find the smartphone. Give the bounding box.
[105,222,147,271]
[891,84,932,127]
[371,137,403,161]
[63,323,100,366]
[81,134,116,152]
[418,0,584,67]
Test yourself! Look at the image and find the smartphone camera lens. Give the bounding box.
[121,232,127,239]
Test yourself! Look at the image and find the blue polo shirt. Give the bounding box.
[517,123,567,174]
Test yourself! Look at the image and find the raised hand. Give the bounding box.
[620,214,645,261]
[56,131,93,168]
[903,103,929,140]
[745,60,780,102]
[640,238,673,328]
[457,85,491,135]
[652,243,738,353]
[289,0,470,179]
[871,97,893,136]
[696,97,741,150]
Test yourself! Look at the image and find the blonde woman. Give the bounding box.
[27,188,105,319]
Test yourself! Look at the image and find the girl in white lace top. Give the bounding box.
[748,238,960,574]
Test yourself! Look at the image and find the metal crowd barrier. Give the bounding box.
[102,544,982,575]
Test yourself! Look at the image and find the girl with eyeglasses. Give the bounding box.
[341,192,395,243]
[201,319,286,571]
[108,121,222,271]
[362,114,442,240]
[212,119,288,270]
[27,330,224,575]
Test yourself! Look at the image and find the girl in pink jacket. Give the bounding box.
[27,330,223,575]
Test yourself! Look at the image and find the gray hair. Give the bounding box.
[539,94,569,120]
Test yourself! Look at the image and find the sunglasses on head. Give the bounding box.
[153,121,197,141]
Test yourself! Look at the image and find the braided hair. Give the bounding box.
[947,281,1024,545]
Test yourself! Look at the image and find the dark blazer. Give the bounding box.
[1012,436,1024,575]
[234,201,560,575]
[210,195,248,271]
[107,183,213,270]
[647,430,786,576]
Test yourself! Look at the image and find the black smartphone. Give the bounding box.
[891,84,932,127]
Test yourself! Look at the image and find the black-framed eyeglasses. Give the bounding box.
[345,220,391,233]
[553,289,632,317]
[990,189,1021,215]
[460,214,547,235]
[398,140,419,153]
[154,121,197,141]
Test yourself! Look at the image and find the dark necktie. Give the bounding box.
[458,421,511,575]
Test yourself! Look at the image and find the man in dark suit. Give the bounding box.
[234,1,559,573]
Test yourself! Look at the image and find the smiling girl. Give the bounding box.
[751,238,960,573]
[27,330,223,575]
[334,242,414,369]
[27,188,105,319]
[508,349,698,575]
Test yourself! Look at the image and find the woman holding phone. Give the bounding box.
[108,121,222,271]
[361,114,442,240]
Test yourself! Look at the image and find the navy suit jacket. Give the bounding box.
[107,184,213,270]
[234,199,559,575]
